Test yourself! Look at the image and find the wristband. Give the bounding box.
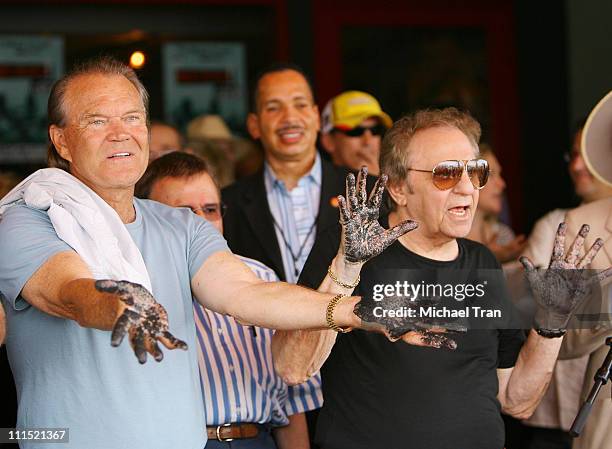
[535,328,567,338]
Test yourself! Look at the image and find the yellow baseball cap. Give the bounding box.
[321,91,392,133]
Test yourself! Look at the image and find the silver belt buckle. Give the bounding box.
[216,423,234,442]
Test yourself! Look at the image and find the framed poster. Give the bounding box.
[0,35,64,162]
[163,42,247,134]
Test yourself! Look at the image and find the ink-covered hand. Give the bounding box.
[519,223,612,335]
[338,166,418,263]
[355,294,468,350]
[95,280,188,363]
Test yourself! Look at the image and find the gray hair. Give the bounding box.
[380,107,481,207]
[47,56,150,171]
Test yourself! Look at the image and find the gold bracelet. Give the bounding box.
[326,294,351,333]
[327,265,360,289]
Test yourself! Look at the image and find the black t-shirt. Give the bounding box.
[316,236,525,449]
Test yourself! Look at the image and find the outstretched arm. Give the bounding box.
[191,250,360,330]
[21,251,117,328]
[20,250,187,364]
[498,223,612,418]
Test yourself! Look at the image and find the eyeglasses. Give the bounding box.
[190,202,227,220]
[333,124,386,137]
[406,159,490,190]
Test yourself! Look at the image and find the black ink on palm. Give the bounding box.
[356,294,467,349]
[338,166,418,263]
[95,280,188,364]
[519,223,612,332]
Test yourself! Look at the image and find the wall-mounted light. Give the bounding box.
[129,51,146,69]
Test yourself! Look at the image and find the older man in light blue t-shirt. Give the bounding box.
[0,57,415,449]
[1,200,225,448]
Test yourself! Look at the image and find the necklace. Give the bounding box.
[270,214,318,277]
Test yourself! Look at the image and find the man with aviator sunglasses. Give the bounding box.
[283,107,612,449]
[320,91,392,176]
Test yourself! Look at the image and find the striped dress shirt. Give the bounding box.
[264,154,322,284]
[194,255,323,426]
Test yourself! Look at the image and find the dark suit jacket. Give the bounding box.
[222,156,351,282]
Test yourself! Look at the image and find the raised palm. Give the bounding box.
[519,223,612,333]
[339,166,418,263]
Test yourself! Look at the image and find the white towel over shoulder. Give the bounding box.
[0,168,152,291]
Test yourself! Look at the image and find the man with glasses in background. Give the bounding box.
[135,151,321,449]
[320,91,392,176]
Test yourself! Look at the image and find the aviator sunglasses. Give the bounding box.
[333,124,387,137]
[406,159,490,190]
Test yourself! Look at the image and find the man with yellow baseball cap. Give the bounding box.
[321,91,392,175]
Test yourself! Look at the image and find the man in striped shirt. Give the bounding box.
[136,152,322,449]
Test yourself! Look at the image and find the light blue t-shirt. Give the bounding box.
[0,198,229,449]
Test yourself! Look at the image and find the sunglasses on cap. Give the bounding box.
[406,159,490,190]
[333,124,387,137]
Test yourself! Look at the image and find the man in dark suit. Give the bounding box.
[222,64,351,286]
[222,64,363,447]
